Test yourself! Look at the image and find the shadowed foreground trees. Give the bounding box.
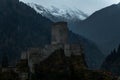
[102,44,120,76]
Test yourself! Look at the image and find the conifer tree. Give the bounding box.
[2,53,9,68]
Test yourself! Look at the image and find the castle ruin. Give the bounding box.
[20,21,85,74]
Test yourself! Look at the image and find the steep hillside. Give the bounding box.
[77,3,120,55]
[0,0,52,63]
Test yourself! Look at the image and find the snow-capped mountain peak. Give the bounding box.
[27,3,88,22]
[117,2,120,7]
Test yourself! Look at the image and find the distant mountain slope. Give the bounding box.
[68,31,105,69]
[76,3,120,55]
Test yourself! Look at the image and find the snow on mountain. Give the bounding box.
[27,3,88,22]
[117,2,120,7]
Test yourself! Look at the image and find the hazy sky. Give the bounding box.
[20,0,120,15]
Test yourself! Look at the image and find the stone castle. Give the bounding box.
[21,22,85,73]
[16,21,87,80]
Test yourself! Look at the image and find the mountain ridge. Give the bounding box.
[27,3,88,22]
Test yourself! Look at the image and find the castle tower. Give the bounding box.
[51,22,68,45]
